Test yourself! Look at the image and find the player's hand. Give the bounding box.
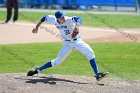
[72,26,79,38]
[32,28,38,33]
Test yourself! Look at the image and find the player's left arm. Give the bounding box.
[71,16,83,38]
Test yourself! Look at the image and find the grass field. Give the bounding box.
[0,11,140,28]
[0,42,139,80]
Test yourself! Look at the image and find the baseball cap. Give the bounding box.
[55,10,65,18]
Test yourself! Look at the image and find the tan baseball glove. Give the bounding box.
[72,26,79,38]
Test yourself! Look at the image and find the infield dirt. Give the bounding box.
[0,22,140,45]
[0,73,140,93]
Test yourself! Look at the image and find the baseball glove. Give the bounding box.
[72,26,79,38]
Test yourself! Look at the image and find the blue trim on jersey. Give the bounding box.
[72,16,83,24]
[40,16,47,22]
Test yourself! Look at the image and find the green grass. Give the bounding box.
[0,42,140,80]
[0,11,140,28]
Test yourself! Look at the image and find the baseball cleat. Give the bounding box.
[95,72,109,81]
[27,66,40,76]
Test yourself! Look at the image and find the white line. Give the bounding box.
[9,22,140,34]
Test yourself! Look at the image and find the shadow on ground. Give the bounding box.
[19,76,91,85]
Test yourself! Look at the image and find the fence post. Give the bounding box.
[115,0,117,11]
[138,0,140,11]
[135,0,139,12]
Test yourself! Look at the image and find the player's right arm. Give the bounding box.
[32,15,56,33]
[32,21,43,33]
[32,16,46,33]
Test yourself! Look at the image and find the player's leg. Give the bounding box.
[27,42,72,76]
[74,40,108,81]
[74,40,99,76]
[5,6,12,23]
[38,43,72,71]
[13,0,18,22]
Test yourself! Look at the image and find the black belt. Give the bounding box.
[66,38,77,41]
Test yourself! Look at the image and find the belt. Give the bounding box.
[66,38,77,41]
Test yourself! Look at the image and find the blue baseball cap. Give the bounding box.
[55,10,65,18]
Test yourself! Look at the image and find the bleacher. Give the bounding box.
[76,0,136,7]
[0,0,139,10]
[0,0,137,6]
[0,0,4,4]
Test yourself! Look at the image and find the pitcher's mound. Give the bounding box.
[0,73,139,93]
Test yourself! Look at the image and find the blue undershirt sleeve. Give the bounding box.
[72,16,83,24]
[40,16,47,22]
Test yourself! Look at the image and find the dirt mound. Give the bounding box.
[0,73,139,93]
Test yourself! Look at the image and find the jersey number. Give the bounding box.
[64,30,70,35]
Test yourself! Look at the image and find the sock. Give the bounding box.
[38,61,52,71]
[90,58,99,76]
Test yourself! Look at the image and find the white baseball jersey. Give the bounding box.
[43,15,80,40]
[40,15,95,67]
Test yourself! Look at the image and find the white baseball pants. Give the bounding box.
[51,39,95,67]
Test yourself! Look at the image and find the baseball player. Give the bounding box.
[27,10,108,81]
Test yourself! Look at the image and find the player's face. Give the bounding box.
[57,17,65,24]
